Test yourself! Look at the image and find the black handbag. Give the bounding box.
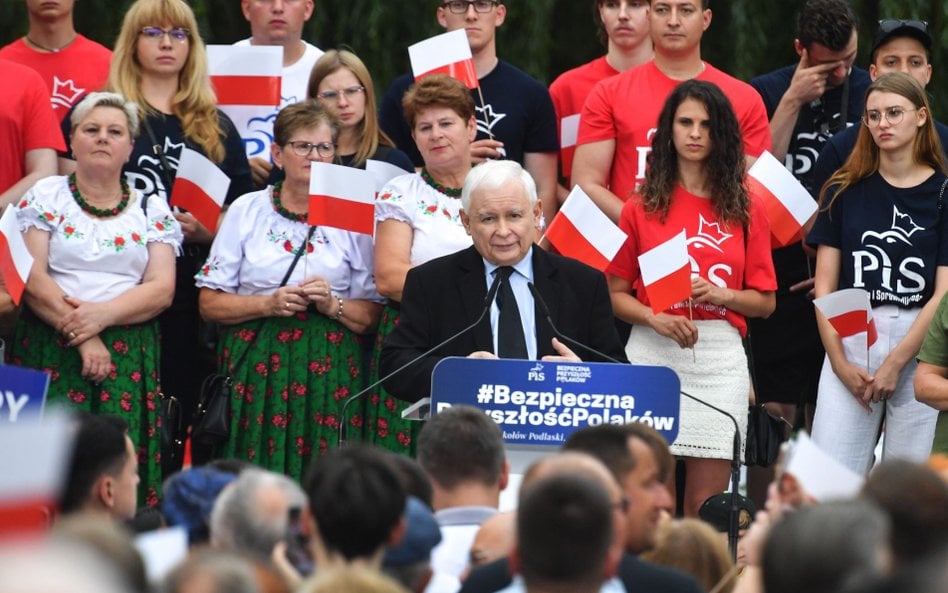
[191,225,316,447]
[744,404,785,467]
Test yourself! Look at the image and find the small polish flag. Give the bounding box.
[560,113,581,149]
[0,206,33,305]
[545,186,627,272]
[813,288,878,346]
[638,230,691,314]
[366,159,409,192]
[747,151,818,247]
[409,30,478,89]
[170,148,231,233]
[309,163,376,235]
[207,45,282,106]
[0,411,72,537]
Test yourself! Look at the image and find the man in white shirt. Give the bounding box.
[235,0,324,186]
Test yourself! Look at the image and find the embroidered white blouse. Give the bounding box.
[375,173,472,266]
[196,187,382,301]
[16,175,183,303]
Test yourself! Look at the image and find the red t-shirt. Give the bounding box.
[578,60,772,203]
[608,186,777,336]
[0,59,66,195]
[0,35,111,121]
[549,56,619,187]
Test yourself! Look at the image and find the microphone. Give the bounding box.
[338,271,503,446]
[527,281,623,364]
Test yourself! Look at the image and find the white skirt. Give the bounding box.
[626,319,748,460]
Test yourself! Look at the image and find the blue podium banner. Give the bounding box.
[431,357,680,446]
[0,364,50,423]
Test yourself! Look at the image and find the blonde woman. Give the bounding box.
[60,0,252,470]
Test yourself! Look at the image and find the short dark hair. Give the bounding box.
[797,0,858,51]
[273,100,339,148]
[304,445,406,561]
[60,413,130,514]
[517,475,613,590]
[417,406,505,489]
[563,422,673,483]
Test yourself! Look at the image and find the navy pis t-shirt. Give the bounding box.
[808,171,948,308]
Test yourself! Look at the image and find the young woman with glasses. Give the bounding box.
[809,72,948,474]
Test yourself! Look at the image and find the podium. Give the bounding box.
[411,357,681,474]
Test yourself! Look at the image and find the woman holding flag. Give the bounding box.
[607,80,776,516]
[59,0,252,472]
[364,74,477,454]
[809,72,948,474]
[196,102,382,481]
[12,92,182,505]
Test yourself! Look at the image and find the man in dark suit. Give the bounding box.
[380,160,627,402]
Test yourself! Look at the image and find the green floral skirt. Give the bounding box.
[362,304,422,456]
[219,311,364,482]
[10,311,163,507]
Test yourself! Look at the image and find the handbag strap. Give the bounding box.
[225,225,316,375]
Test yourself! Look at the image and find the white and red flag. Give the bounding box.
[747,151,818,247]
[0,206,33,305]
[366,159,408,193]
[170,148,231,232]
[409,29,478,89]
[207,45,282,106]
[545,186,626,271]
[308,162,376,235]
[638,230,691,314]
[813,288,878,346]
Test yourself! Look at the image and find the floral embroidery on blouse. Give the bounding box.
[416,198,460,223]
[266,226,329,253]
[378,191,401,203]
[197,256,221,278]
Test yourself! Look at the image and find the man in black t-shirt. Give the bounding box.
[379,1,559,225]
[747,0,869,430]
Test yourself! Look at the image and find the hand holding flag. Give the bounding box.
[545,186,627,272]
[747,151,818,247]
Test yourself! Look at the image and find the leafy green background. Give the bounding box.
[0,0,944,112]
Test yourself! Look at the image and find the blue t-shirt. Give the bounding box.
[808,171,948,308]
[379,60,559,167]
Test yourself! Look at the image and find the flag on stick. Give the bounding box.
[366,159,409,193]
[409,30,478,89]
[638,230,691,314]
[0,207,33,305]
[813,288,878,346]
[308,163,376,235]
[207,45,282,106]
[545,186,626,271]
[747,151,818,247]
[170,148,231,232]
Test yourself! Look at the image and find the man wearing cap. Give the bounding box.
[810,18,948,195]
[744,0,869,442]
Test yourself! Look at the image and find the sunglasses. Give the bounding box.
[877,19,928,35]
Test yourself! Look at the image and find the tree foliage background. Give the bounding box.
[1,0,945,113]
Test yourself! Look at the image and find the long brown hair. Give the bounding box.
[108,0,225,163]
[307,49,392,168]
[820,72,946,211]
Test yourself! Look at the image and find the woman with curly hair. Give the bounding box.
[61,0,252,472]
[607,80,776,516]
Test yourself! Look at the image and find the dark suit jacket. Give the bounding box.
[380,245,628,402]
[458,554,706,593]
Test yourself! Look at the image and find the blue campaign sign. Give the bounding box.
[0,364,50,423]
[431,357,680,446]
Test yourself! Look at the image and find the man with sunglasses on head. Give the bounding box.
[379,0,560,227]
[810,19,947,196]
[0,0,111,123]
[234,0,324,188]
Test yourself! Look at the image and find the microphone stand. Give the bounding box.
[528,282,742,561]
[337,272,503,447]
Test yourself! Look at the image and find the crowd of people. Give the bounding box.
[4,0,948,591]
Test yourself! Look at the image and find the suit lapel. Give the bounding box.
[531,249,559,357]
[457,247,494,351]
